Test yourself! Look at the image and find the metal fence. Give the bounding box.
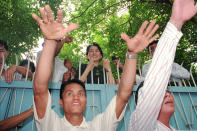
[0,80,197,131]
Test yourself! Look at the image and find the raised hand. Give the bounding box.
[32,5,79,40]
[102,59,111,72]
[121,20,159,54]
[3,65,16,83]
[87,58,95,71]
[170,0,197,30]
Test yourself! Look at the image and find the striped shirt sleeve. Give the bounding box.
[128,22,183,131]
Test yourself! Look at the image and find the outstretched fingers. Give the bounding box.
[121,33,130,43]
[32,14,43,26]
[147,24,159,39]
[39,8,48,24]
[149,34,159,44]
[144,20,156,36]
[137,21,148,35]
[44,5,54,23]
[62,23,79,35]
[56,10,63,23]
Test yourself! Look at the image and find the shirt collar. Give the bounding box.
[63,116,89,128]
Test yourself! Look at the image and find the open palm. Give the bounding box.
[121,20,159,54]
[32,5,78,40]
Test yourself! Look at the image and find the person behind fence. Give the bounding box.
[63,58,76,81]
[123,0,197,130]
[14,59,35,81]
[31,4,159,130]
[0,40,34,83]
[36,36,73,83]
[76,43,115,84]
[142,40,190,86]
[0,108,33,131]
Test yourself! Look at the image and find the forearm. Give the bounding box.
[79,67,91,82]
[118,55,137,102]
[33,39,57,92]
[0,108,33,131]
[16,66,33,78]
[107,70,115,84]
[55,40,64,56]
[129,22,183,130]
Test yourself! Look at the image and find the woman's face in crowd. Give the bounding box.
[87,46,102,62]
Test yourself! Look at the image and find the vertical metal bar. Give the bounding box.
[25,59,30,81]
[189,65,196,87]
[0,88,8,104]
[117,60,120,83]
[78,57,82,79]
[0,53,5,78]
[4,88,14,119]
[103,67,106,85]
[173,80,191,128]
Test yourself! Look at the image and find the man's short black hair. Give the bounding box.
[147,40,158,52]
[86,42,103,58]
[60,79,86,99]
[135,81,144,105]
[111,56,118,61]
[0,40,8,51]
[19,59,36,73]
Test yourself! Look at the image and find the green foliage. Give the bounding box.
[0,0,196,79]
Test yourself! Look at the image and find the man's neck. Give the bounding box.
[65,113,83,126]
[157,113,171,128]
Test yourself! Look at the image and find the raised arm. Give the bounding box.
[115,20,159,118]
[102,59,115,84]
[55,35,73,56]
[129,0,197,130]
[32,5,78,118]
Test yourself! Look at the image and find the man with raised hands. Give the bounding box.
[120,0,197,130]
[32,5,159,131]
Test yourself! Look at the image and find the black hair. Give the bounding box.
[60,79,86,99]
[135,81,144,105]
[111,56,118,61]
[0,40,8,51]
[86,42,103,58]
[19,59,36,73]
[147,40,158,52]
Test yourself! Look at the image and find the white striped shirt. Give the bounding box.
[128,22,183,131]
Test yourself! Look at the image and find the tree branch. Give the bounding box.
[66,0,98,23]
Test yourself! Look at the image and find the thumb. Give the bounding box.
[121,33,130,43]
[63,23,79,35]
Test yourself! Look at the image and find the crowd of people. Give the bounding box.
[0,0,196,130]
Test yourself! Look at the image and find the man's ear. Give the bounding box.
[59,99,63,108]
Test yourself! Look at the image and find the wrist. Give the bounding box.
[169,17,183,31]
[106,68,111,72]
[126,51,137,59]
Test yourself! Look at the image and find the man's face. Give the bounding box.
[149,43,157,56]
[113,59,119,65]
[87,46,102,62]
[59,83,87,115]
[160,90,175,115]
[0,45,9,64]
[64,59,72,70]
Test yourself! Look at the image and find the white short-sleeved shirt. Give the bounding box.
[36,51,67,82]
[34,92,127,131]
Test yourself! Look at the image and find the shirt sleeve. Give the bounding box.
[91,95,127,131]
[33,91,59,131]
[128,22,183,131]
